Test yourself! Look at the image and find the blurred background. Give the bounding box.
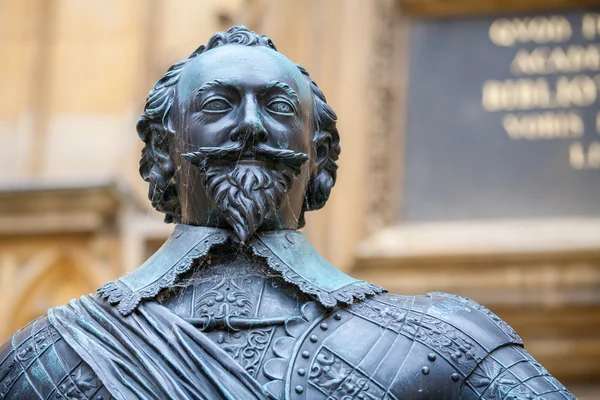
[1,0,599,397]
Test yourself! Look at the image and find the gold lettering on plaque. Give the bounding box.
[570,142,585,169]
[502,112,583,140]
[555,75,598,107]
[570,141,600,169]
[511,45,600,75]
[489,16,572,47]
[582,13,600,39]
[482,75,599,111]
[482,78,551,111]
[484,12,600,171]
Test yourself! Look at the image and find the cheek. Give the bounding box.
[266,116,311,152]
[186,113,237,147]
[274,133,290,149]
[293,114,313,152]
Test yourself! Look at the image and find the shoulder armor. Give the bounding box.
[284,293,524,400]
[0,315,112,400]
[427,292,523,348]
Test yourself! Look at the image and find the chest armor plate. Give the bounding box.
[285,296,466,400]
[160,247,517,400]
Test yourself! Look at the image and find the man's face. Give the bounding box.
[178,45,313,157]
[173,45,315,239]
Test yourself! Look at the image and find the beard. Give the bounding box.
[203,164,295,243]
[182,142,308,243]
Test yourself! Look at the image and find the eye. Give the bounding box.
[201,97,232,113]
[267,100,295,116]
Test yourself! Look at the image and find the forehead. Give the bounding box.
[178,45,311,101]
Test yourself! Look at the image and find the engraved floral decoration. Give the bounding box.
[349,299,406,331]
[309,350,351,388]
[467,354,576,400]
[415,316,479,364]
[351,298,482,371]
[191,262,274,378]
[195,274,254,319]
[469,358,503,390]
[309,348,391,400]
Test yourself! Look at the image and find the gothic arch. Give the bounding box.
[8,248,105,332]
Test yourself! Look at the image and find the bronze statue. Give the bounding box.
[0,26,575,400]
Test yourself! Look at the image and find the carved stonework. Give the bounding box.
[366,0,403,232]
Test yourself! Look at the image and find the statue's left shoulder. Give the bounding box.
[285,292,575,400]
[426,291,523,349]
[287,292,526,400]
[425,292,576,400]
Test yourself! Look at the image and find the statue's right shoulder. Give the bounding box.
[0,314,112,400]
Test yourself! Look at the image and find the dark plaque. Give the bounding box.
[402,9,600,222]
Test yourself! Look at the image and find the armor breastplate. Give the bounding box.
[155,248,572,400]
[0,242,575,400]
[285,293,572,400]
[157,245,326,398]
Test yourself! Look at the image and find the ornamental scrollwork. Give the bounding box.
[309,348,394,400]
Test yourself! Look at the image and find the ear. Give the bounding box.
[145,129,180,222]
[304,131,336,211]
[148,130,177,193]
[308,130,321,177]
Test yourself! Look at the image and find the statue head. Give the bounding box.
[138,26,340,242]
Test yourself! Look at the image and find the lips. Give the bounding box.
[240,150,258,159]
[227,150,268,165]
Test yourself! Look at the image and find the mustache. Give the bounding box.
[181,142,309,173]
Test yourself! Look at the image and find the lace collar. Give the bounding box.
[98,224,385,315]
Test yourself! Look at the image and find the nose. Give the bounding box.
[229,98,268,144]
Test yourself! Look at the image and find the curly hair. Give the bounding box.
[138,25,341,226]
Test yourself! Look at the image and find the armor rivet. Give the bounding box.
[302,351,310,359]
[320,323,328,331]
[286,233,295,244]
[421,366,430,375]
[428,353,436,362]
[451,373,460,382]
[310,335,318,343]
[334,313,342,320]
[295,385,304,394]
[96,397,104,400]
[298,368,306,376]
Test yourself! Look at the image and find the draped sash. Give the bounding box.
[48,295,266,400]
